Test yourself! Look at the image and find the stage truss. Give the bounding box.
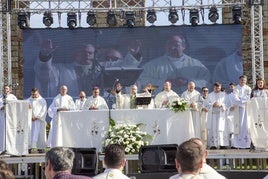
[0,0,265,89]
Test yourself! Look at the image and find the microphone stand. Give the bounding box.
[107,79,119,120]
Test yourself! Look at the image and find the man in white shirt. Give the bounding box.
[154,81,179,108]
[75,91,87,110]
[169,140,204,179]
[27,88,47,153]
[84,87,108,110]
[47,85,75,147]
[181,81,201,138]
[93,144,129,179]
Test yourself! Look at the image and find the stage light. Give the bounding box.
[43,11,53,27]
[168,8,178,24]
[125,11,135,28]
[146,9,157,24]
[87,11,96,26]
[208,6,219,23]
[17,11,30,29]
[67,12,77,29]
[106,10,117,26]
[189,9,199,26]
[232,6,242,24]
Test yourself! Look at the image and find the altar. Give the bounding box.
[54,109,195,151]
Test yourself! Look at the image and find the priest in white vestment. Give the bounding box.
[0,85,17,153]
[27,88,47,152]
[154,81,179,108]
[84,86,108,110]
[47,85,75,147]
[115,84,138,109]
[138,34,211,95]
[232,75,252,149]
[181,81,201,138]
[203,82,229,149]
[75,91,87,110]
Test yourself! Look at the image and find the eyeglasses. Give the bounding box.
[80,96,85,99]
[202,90,208,92]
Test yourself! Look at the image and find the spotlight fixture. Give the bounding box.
[67,12,77,29]
[232,6,242,24]
[125,11,135,28]
[17,11,30,29]
[189,9,199,26]
[106,10,117,26]
[146,9,157,24]
[208,6,219,23]
[43,11,53,27]
[168,8,178,24]
[87,11,97,26]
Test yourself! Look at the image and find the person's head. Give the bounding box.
[188,138,208,163]
[255,77,267,90]
[92,86,100,98]
[79,91,86,101]
[201,87,209,97]
[44,147,74,179]
[0,160,9,170]
[0,169,14,179]
[166,34,186,58]
[213,82,222,93]
[229,82,236,92]
[239,75,247,86]
[187,81,195,92]
[60,85,68,96]
[176,140,204,175]
[163,81,172,92]
[105,48,123,62]
[104,144,126,170]
[4,85,11,95]
[31,88,40,99]
[130,85,138,95]
[75,44,95,65]
[220,87,226,93]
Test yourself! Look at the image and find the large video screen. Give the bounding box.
[23,25,242,100]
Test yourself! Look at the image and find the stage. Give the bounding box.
[1,149,268,179]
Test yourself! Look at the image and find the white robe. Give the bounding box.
[75,98,87,110]
[138,54,211,94]
[47,94,75,147]
[154,90,179,108]
[0,93,17,153]
[204,91,228,147]
[27,95,47,149]
[181,90,201,138]
[83,96,108,110]
[232,84,252,148]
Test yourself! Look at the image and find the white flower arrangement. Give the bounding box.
[170,98,189,112]
[104,119,152,154]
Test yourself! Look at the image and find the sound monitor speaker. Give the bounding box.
[72,148,98,176]
[139,144,178,173]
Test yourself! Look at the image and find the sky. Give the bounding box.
[29,0,223,28]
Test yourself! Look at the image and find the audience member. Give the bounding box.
[181,81,201,137]
[75,91,87,110]
[44,147,91,179]
[154,81,179,108]
[47,85,75,147]
[169,140,204,179]
[232,75,252,149]
[84,87,108,110]
[203,82,228,149]
[93,144,129,179]
[27,88,47,153]
[0,160,14,179]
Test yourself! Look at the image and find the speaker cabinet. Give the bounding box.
[72,148,98,176]
[139,144,178,173]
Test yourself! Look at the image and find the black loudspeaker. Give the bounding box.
[139,144,178,173]
[72,148,98,176]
